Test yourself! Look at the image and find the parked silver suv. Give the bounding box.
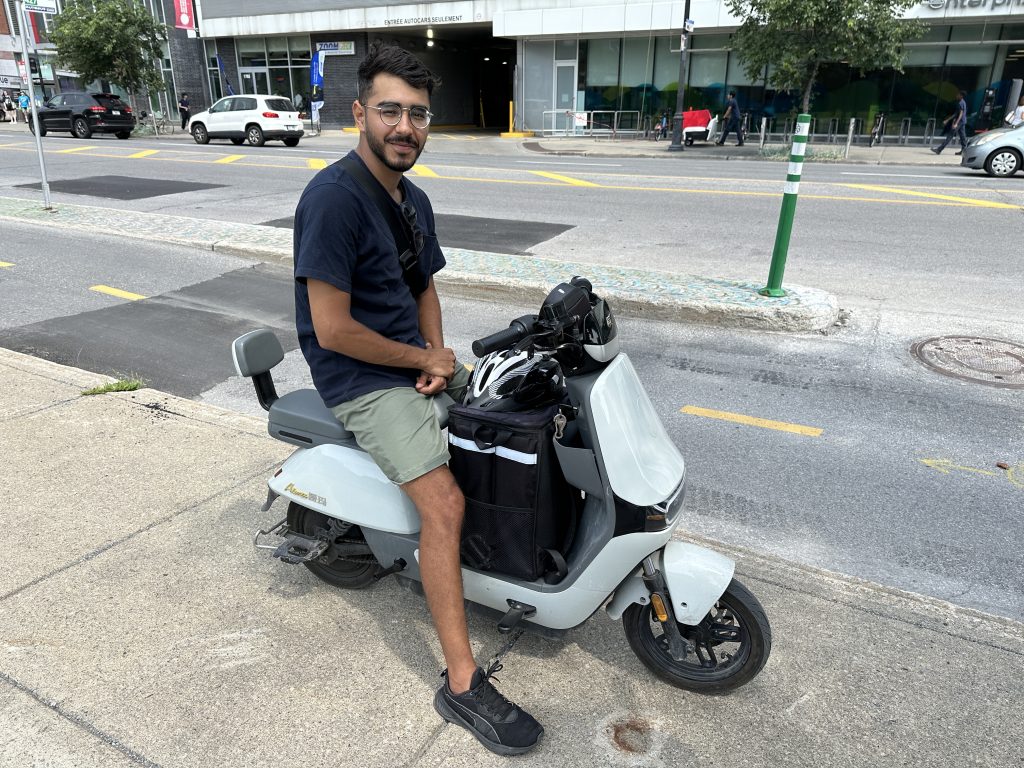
[959,124,1024,177]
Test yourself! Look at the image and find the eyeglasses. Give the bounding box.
[362,102,433,129]
[400,201,425,255]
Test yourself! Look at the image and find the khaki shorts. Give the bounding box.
[330,364,471,485]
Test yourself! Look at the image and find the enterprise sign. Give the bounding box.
[921,0,1023,8]
[385,14,463,26]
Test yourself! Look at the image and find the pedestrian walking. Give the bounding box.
[18,91,30,123]
[1,90,12,122]
[932,90,968,155]
[177,92,191,130]
[1005,95,1024,128]
[716,90,744,146]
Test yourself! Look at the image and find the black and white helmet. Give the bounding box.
[467,350,565,411]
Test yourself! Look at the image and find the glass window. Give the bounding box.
[918,25,950,43]
[555,39,577,61]
[265,97,292,112]
[653,36,678,89]
[621,38,653,87]
[727,51,758,86]
[523,40,554,131]
[690,34,731,50]
[237,38,267,68]
[903,46,946,66]
[269,68,291,97]
[689,52,727,88]
[234,97,257,111]
[949,25,985,42]
[946,45,996,66]
[289,35,311,63]
[208,72,223,102]
[210,98,233,113]
[1001,24,1024,41]
[267,37,289,65]
[587,38,620,87]
[205,39,218,68]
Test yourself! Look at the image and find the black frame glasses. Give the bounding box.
[363,102,433,129]
[400,201,425,256]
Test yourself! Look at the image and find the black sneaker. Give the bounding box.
[434,663,543,755]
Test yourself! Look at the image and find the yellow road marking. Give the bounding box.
[306,158,328,170]
[214,154,246,164]
[0,261,14,268]
[840,183,1020,210]
[681,405,823,437]
[57,145,98,154]
[128,149,160,159]
[90,285,147,301]
[529,170,600,187]
[919,459,998,476]
[412,164,440,177]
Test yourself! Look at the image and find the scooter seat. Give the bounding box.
[269,389,355,448]
[268,389,456,449]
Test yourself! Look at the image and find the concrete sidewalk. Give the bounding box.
[2,347,1021,768]
[0,196,839,333]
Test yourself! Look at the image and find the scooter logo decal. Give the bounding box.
[285,482,327,506]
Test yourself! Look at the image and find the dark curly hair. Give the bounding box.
[358,42,440,102]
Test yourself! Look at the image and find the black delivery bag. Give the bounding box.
[447,404,573,581]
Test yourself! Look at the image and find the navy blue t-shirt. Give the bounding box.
[293,151,445,408]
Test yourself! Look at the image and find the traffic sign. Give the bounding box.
[24,0,58,14]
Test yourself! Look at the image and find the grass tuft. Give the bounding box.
[81,378,146,396]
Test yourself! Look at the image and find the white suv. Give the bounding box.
[189,94,304,147]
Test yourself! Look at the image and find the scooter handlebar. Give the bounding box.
[472,316,537,357]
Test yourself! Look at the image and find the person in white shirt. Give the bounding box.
[1006,96,1024,128]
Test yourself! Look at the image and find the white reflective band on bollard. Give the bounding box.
[795,122,810,137]
[791,142,807,157]
[783,181,800,195]
[787,162,803,176]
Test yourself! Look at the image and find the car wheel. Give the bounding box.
[984,148,1021,177]
[115,131,131,140]
[191,123,209,144]
[283,137,300,147]
[73,117,92,139]
[29,118,46,137]
[246,124,265,146]
[230,137,244,145]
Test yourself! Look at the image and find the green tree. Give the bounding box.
[50,0,166,96]
[726,0,925,112]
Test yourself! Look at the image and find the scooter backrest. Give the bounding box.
[232,329,284,378]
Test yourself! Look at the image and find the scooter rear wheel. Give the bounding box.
[287,502,379,589]
[623,578,771,694]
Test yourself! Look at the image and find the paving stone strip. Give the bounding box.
[0,195,839,332]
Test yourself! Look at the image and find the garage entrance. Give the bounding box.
[372,24,514,129]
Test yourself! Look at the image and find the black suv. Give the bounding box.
[30,92,135,139]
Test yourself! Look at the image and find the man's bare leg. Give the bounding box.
[402,465,477,693]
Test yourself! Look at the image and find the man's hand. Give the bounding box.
[416,342,456,395]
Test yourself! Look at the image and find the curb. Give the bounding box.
[1,196,840,333]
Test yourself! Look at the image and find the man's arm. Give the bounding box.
[307,278,455,379]
[414,278,449,395]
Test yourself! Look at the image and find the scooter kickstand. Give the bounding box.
[497,600,537,634]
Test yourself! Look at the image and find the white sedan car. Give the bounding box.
[189,94,304,147]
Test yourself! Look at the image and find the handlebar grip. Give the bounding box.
[472,325,528,358]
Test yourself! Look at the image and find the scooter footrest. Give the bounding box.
[272,533,330,564]
[498,600,537,634]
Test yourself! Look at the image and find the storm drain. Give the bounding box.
[911,336,1024,388]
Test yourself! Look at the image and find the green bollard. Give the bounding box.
[760,113,811,297]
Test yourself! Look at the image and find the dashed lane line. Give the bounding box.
[128,149,160,159]
[839,183,1020,210]
[306,158,328,170]
[214,154,246,164]
[89,285,147,301]
[681,405,824,437]
[411,164,439,177]
[528,170,601,187]
[56,145,98,154]
[0,261,13,268]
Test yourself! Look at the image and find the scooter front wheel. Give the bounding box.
[623,578,771,694]
[287,502,379,589]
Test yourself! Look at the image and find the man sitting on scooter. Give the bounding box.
[292,43,544,756]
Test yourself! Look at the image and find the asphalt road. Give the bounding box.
[1,221,1021,623]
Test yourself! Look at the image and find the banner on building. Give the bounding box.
[310,50,325,123]
[174,0,195,30]
[216,54,235,96]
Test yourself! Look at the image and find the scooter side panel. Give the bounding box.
[662,541,735,625]
[460,529,671,630]
[270,444,421,534]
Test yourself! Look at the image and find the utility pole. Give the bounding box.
[666,0,692,153]
[17,0,51,209]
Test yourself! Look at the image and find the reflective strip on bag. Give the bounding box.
[449,435,538,465]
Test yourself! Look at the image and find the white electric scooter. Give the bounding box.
[233,277,771,692]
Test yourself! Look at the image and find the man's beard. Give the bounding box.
[366,127,423,172]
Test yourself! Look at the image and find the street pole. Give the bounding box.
[17,0,51,209]
[760,113,811,297]
[666,0,692,153]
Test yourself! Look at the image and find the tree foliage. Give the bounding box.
[726,0,924,112]
[50,0,167,94]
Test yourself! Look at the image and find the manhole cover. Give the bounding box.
[911,336,1024,388]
